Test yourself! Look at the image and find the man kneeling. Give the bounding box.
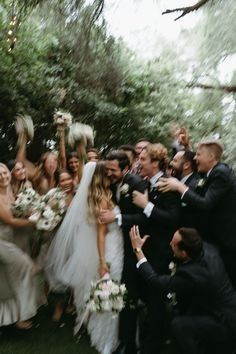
[130,226,236,354]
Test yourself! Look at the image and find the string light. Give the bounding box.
[7,13,19,53]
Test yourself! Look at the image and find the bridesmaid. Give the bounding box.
[7,160,33,255]
[16,132,58,195]
[47,169,75,322]
[0,163,39,329]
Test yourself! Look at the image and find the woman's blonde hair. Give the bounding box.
[87,161,113,221]
[32,152,58,189]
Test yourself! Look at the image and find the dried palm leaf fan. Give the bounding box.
[68,123,94,162]
[15,114,34,147]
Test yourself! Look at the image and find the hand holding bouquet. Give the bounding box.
[29,188,66,231]
[87,275,126,314]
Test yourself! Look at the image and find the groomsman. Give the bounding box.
[122,143,181,354]
[100,150,147,354]
[159,140,236,287]
[170,150,201,228]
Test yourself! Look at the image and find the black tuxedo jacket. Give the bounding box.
[138,242,236,336]
[122,176,181,272]
[182,163,236,251]
[179,173,201,229]
[112,173,148,255]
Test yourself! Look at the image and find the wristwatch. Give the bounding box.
[133,247,142,254]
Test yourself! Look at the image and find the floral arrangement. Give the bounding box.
[53,111,73,127]
[197,178,207,188]
[11,188,40,218]
[86,276,126,314]
[120,183,129,195]
[29,188,66,231]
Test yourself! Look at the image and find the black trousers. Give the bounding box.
[171,315,235,354]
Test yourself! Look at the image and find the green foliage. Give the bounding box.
[0,0,235,167]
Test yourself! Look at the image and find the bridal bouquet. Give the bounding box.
[87,276,126,314]
[53,110,72,127]
[11,188,41,218]
[29,188,66,231]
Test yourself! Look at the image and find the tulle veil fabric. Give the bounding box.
[46,162,99,312]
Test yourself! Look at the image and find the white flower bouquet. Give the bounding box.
[53,111,73,127]
[87,276,127,314]
[29,188,66,231]
[11,188,41,218]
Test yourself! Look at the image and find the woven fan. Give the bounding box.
[15,114,34,146]
[68,122,94,149]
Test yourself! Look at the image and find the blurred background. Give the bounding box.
[0,0,235,165]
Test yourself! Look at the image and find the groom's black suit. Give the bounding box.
[121,175,181,354]
[111,173,148,353]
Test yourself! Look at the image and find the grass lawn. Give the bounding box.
[0,306,98,354]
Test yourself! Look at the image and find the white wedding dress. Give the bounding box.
[46,162,124,354]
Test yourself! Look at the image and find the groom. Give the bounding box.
[100,150,148,354]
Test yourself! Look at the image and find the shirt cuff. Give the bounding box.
[115,214,122,227]
[143,202,154,217]
[113,206,121,215]
[136,257,148,269]
[181,187,189,200]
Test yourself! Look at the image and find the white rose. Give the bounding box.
[100,290,110,300]
[29,212,41,223]
[88,300,97,312]
[101,300,112,312]
[42,206,55,220]
[111,284,120,295]
[36,218,52,231]
[119,284,126,295]
[120,183,129,194]
[113,298,124,311]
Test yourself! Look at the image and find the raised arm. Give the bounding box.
[57,125,67,170]
[16,133,36,179]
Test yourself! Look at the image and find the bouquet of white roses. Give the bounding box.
[87,275,126,314]
[11,188,41,218]
[53,111,72,127]
[29,188,66,231]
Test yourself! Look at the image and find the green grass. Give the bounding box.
[0,306,98,354]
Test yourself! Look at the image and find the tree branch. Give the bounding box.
[187,82,236,93]
[162,0,211,21]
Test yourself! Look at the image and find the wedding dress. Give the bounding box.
[46,162,124,354]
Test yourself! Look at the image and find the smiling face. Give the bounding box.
[139,149,156,178]
[12,161,26,181]
[58,171,74,193]
[170,151,185,179]
[0,165,11,189]
[195,146,213,173]
[68,156,80,173]
[105,160,124,185]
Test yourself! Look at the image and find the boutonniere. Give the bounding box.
[167,261,178,306]
[168,261,177,276]
[120,183,129,195]
[197,178,207,188]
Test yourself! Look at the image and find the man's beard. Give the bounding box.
[171,167,183,180]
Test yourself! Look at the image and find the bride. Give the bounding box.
[46,161,124,354]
